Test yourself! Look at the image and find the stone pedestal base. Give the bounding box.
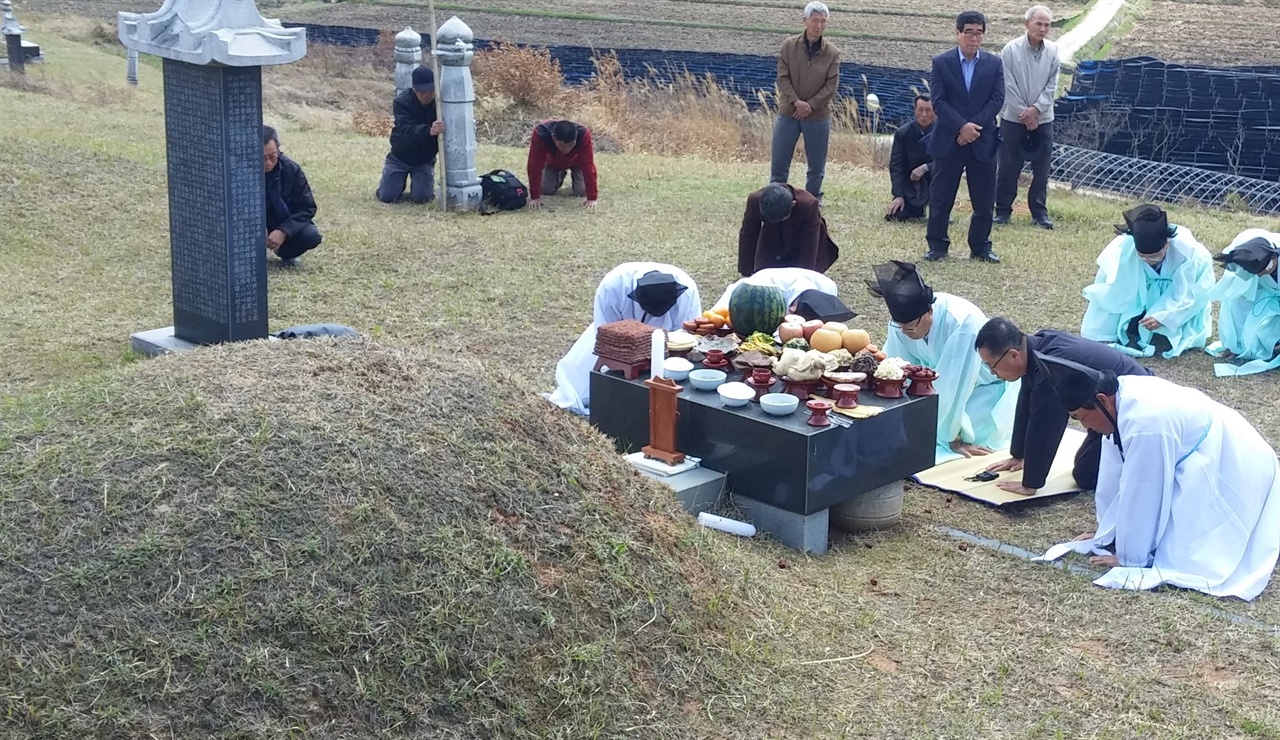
[733,494,831,554]
[131,326,198,357]
[446,183,483,213]
[636,464,726,515]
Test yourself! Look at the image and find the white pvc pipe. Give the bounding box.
[697,512,757,538]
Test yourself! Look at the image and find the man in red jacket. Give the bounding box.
[526,119,599,210]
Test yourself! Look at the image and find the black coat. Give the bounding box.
[889,120,933,205]
[265,153,317,237]
[389,88,440,167]
[1011,329,1153,488]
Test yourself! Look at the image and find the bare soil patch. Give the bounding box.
[1109,0,1280,66]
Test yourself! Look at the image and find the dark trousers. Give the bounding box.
[276,223,322,260]
[926,148,995,256]
[995,120,1052,221]
[541,166,586,197]
[1072,429,1103,490]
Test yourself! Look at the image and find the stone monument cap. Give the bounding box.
[436,16,473,45]
[118,0,306,66]
[395,25,421,46]
[2,0,26,36]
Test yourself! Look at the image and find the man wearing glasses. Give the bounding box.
[1080,204,1215,359]
[974,317,1151,495]
[924,10,1004,264]
[867,261,1019,465]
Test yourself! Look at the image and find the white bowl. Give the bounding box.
[759,393,799,416]
[717,382,755,407]
[688,369,727,391]
[663,357,694,381]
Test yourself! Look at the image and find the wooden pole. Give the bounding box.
[427,0,445,212]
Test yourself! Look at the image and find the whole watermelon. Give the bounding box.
[728,283,787,339]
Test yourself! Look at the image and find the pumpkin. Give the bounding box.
[728,283,787,339]
[810,328,844,353]
[841,329,871,353]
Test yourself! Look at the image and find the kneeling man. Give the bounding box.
[1034,355,1280,601]
[263,125,322,266]
[869,261,1018,464]
[1080,204,1214,358]
[1205,229,1280,376]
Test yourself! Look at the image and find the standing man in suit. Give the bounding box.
[925,11,1005,264]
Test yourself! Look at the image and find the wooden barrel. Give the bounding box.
[830,481,904,532]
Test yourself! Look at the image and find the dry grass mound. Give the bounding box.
[0,338,745,739]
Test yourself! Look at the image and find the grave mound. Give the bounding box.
[0,337,740,738]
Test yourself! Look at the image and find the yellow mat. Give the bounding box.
[911,428,1088,506]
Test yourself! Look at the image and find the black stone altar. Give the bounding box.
[590,369,938,551]
[162,59,268,345]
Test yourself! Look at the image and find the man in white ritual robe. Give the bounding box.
[869,261,1018,465]
[1080,204,1214,359]
[546,263,702,416]
[1204,229,1280,377]
[1034,355,1280,601]
[710,267,838,314]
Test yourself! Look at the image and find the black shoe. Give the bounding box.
[1033,218,1054,230]
[924,250,947,262]
[993,215,1011,225]
[281,256,302,267]
[971,251,1001,263]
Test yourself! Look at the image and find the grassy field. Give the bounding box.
[6,23,1280,739]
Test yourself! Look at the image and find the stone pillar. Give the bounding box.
[118,0,307,354]
[3,0,24,74]
[393,26,421,96]
[433,16,482,212]
[126,48,138,86]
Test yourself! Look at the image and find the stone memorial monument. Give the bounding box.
[119,0,306,355]
[433,16,483,212]
[393,26,421,96]
[126,48,138,86]
[2,0,30,74]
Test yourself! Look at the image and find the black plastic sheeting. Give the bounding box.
[1055,56,1280,181]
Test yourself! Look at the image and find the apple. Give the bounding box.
[779,322,805,342]
[801,319,825,340]
[783,314,805,325]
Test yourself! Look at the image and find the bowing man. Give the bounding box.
[975,317,1151,495]
[1080,204,1214,359]
[868,261,1019,465]
[1205,229,1280,377]
[547,263,702,416]
[711,267,839,315]
[1033,355,1280,601]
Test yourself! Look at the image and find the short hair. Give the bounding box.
[804,1,830,19]
[263,125,280,148]
[1025,4,1053,21]
[552,120,578,144]
[974,316,1025,354]
[1075,370,1119,409]
[955,10,988,31]
[914,93,932,106]
[759,183,795,223]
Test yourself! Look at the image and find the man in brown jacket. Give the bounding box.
[771,1,841,201]
[738,183,840,277]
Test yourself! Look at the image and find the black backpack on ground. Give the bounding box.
[479,169,528,214]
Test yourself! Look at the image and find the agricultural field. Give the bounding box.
[1108,0,1280,67]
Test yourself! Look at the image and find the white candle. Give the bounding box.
[650,329,665,379]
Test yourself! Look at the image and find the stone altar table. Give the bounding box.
[590,369,938,554]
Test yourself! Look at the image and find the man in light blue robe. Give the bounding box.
[1080,204,1214,359]
[868,261,1019,465]
[1205,229,1280,377]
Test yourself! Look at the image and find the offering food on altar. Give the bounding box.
[595,319,658,364]
[732,350,776,372]
[663,356,694,380]
[727,284,786,338]
[851,349,880,376]
[694,334,740,356]
[666,330,697,354]
[759,392,800,416]
[738,331,780,357]
[717,382,755,407]
[874,357,910,380]
[782,337,810,351]
[826,348,853,369]
[823,371,866,386]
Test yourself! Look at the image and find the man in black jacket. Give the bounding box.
[376,65,446,204]
[886,94,935,221]
[263,125,321,267]
[975,317,1152,494]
